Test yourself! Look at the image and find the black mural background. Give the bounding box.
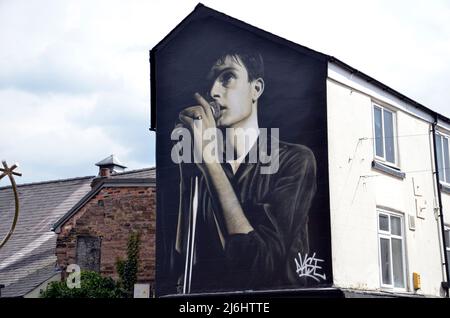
[152,7,332,296]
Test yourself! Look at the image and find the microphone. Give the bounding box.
[171,101,221,178]
[209,100,221,121]
[174,101,221,134]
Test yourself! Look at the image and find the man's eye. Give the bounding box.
[220,72,235,85]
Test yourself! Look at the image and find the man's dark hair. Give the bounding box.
[215,49,264,82]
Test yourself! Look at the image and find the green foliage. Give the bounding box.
[41,271,124,298]
[41,232,141,298]
[116,232,140,297]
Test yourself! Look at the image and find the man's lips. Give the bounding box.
[209,101,224,120]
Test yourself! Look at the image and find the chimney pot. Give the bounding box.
[100,167,110,177]
[95,155,126,175]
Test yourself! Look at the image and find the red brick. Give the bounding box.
[56,186,156,283]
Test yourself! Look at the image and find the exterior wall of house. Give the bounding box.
[327,62,447,297]
[56,186,156,284]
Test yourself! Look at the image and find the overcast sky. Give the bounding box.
[0,0,449,184]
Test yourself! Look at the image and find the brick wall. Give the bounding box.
[56,186,156,283]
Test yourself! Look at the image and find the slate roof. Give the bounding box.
[0,167,155,297]
[0,263,59,298]
[0,176,94,297]
[110,167,155,179]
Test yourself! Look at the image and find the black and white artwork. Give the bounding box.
[153,7,332,295]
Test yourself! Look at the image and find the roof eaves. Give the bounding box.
[51,181,104,232]
[328,56,450,125]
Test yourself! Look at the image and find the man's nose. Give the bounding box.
[209,80,222,99]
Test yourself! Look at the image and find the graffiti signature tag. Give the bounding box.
[294,252,326,282]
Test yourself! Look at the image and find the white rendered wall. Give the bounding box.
[327,63,446,297]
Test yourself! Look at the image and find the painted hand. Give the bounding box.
[179,93,220,166]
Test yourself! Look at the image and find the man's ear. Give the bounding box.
[252,78,265,101]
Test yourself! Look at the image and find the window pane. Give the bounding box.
[444,137,450,183]
[379,214,389,231]
[380,238,392,285]
[390,216,401,236]
[374,107,384,158]
[436,135,444,182]
[391,238,405,288]
[383,110,395,164]
[445,230,450,248]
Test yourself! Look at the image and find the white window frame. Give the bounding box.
[436,132,450,186]
[377,209,407,290]
[372,103,399,167]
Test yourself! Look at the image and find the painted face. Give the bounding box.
[208,56,255,128]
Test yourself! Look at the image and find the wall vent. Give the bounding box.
[408,214,416,231]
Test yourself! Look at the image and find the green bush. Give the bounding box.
[42,232,141,298]
[41,271,124,298]
[116,232,140,297]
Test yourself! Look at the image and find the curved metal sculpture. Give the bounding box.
[0,161,21,249]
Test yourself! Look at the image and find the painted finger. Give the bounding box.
[194,92,214,119]
[181,106,205,120]
[179,113,194,126]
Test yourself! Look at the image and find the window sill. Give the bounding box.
[378,288,415,297]
[372,160,406,180]
[440,183,450,195]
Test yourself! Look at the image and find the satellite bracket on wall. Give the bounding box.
[0,160,22,249]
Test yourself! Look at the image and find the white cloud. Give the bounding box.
[0,0,448,183]
[0,89,135,181]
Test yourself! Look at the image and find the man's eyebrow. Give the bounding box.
[208,66,238,79]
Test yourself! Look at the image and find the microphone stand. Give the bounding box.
[173,134,199,295]
[182,171,198,294]
[176,100,221,294]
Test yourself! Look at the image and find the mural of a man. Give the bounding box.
[171,48,318,293]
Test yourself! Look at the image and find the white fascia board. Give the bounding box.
[328,62,434,124]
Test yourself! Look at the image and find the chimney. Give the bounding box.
[91,155,127,188]
[99,167,110,178]
[95,154,127,175]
